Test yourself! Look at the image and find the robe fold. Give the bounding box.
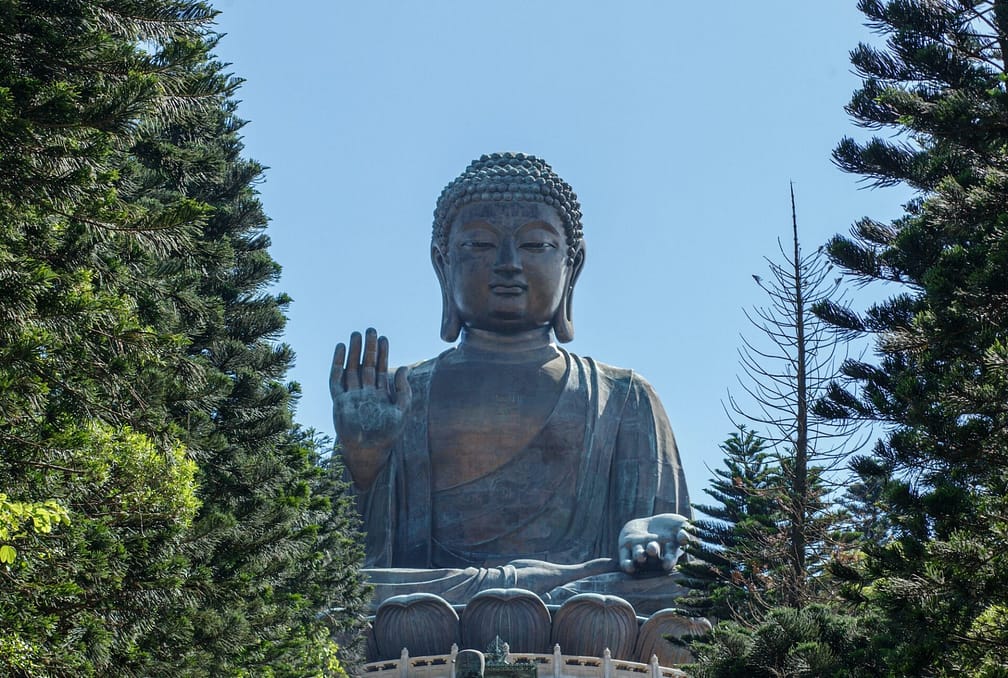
[353,347,690,569]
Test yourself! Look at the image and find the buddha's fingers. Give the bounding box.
[361,328,378,388]
[618,543,634,574]
[375,335,389,392]
[346,331,363,390]
[393,366,412,410]
[661,543,678,571]
[330,343,346,397]
[662,527,690,570]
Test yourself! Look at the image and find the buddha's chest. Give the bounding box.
[427,357,567,491]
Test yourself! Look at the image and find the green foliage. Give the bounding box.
[58,422,200,523]
[815,1,1008,673]
[684,427,847,627]
[682,428,781,622]
[834,455,892,551]
[0,495,70,564]
[0,422,200,676]
[687,604,884,678]
[0,3,220,674]
[0,1,366,675]
[119,52,369,672]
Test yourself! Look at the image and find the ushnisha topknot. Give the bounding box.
[433,152,583,263]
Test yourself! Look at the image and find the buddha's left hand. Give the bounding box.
[617,513,689,575]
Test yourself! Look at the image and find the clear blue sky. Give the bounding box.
[210,2,911,500]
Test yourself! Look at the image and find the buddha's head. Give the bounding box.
[432,152,586,343]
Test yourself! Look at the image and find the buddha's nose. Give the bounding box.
[493,238,522,273]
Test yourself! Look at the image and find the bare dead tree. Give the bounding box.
[727,184,865,609]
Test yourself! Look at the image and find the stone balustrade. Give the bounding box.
[361,644,689,678]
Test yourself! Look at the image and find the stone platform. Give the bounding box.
[364,588,709,675]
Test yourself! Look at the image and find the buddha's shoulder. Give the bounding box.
[401,351,453,380]
[562,350,660,397]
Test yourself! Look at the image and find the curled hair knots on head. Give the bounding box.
[432,152,583,261]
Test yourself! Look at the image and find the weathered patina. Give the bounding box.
[330,153,690,606]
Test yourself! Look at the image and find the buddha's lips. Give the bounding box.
[489,283,526,295]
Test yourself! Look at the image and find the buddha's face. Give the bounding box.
[435,201,582,336]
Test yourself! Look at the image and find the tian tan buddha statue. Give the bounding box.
[331,152,691,609]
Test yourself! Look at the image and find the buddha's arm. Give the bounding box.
[330,329,411,490]
[365,558,618,607]
[508,557,618,592]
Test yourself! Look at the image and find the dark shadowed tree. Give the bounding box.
[815,1,1008,673]
[126,48,369,674]
[0,3,366,674]
[0,3,218,674]
[686,604,884,678]
[681,427,780,624]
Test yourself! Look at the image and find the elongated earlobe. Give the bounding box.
[552,287,575,343]
[552,245,585,344]
[440,292,461,342]
[431,245,461,342]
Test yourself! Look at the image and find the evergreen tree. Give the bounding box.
[125,47,368,675]
[687,604,884,678]
[816,1,1008,673]
[834,457,893,551]
[686,192,863,675]
[0,3,215,674]
[0,2,366,674]
[682,428,780,623]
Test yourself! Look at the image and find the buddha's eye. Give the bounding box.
[460,240,495,250]
[519,241,556,251]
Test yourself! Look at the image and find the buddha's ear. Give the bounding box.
[553,244,585,343]
[432,244,461,342]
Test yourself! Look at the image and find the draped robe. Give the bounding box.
[354,347,690,572]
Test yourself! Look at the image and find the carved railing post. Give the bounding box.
[553,644,562,678]
[399,648,409,678]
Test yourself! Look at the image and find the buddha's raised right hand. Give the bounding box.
[330,328,411,489]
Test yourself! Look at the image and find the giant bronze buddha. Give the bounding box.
[331,152,690,606]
